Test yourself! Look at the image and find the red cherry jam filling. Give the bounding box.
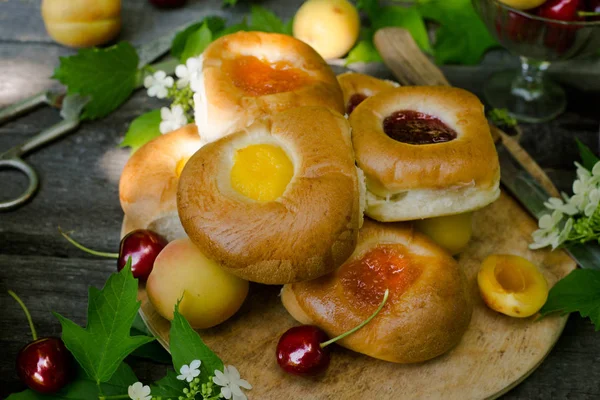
[383,110,457,145]
[340,245,421,314]
[347,93,368,114]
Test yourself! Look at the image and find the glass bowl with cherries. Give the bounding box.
[473,0,600,122]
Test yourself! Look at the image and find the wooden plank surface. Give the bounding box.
[1,0,599,398]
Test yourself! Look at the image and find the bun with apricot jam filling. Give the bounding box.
[193,31,344,145]
[282,219,472,363]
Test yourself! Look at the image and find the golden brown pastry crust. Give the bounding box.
[337,72,398,114]
[178,107,360,284]
[282,219,472,363]
[195,31,344,144]
[349,86,500,221]
[119,124,202,232]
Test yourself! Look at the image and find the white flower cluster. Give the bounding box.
[530,161,600,250]
[127,360,251,400]
[142,56,203,134]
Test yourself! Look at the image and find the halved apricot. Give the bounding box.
[477,254,548,318]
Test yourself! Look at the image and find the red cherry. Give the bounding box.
[118,229,168,281]
[16,337,74,393]
[276,325,331,376]
[148,0,187,8]
[538,0,581,21]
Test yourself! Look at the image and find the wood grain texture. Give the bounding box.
[1,0,600,398]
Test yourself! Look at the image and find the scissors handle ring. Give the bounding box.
[0,157,39,211]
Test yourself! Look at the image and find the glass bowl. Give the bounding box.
[473,0,600,122]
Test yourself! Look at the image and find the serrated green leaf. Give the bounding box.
[181,23,213,62]
[52,42,139,120]
[119,110,161,153]
[7,363,137,400]
[54,260,154,384]
[170,304,224,383]
[171,17,226,60]
[576,138,600,171]
[345,40,382,65]
[150,369,188,398]
[540,269,600,331]
[249,5,287,33]
[214,19,250,39]
[372,6,432,53]
[418,0,497,65]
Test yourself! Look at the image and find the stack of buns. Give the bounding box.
[119,32,501,365]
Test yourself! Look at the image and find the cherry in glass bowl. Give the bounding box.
[473,0,600,122]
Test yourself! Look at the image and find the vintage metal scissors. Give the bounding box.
[0,32,178,212]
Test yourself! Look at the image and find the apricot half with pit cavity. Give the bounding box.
[477,254,548,318]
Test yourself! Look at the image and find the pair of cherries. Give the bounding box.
[13,229,167,393]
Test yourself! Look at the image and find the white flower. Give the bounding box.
[529,210,565,250]
[128,382,151,400]
[159,105,188,134]
[592,161,600,177]
[177,359,201,382]
[175,57,202,89]
[144,70,174,99]
[584,188,600,217]
[544,197,578,216]
[213,365,252,400]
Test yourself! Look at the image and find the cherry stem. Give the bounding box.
[320,289,389,348]
[8,290,38,341]
[59,228,119,259]
[578,11,600,16]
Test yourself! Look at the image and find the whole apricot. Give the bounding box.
[147,238,249,329]
[414,213,473,255]
[293,0,360,59]
[477,254,548,318]
[41,0,121,48]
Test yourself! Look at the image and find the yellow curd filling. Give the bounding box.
[230,144,293,202]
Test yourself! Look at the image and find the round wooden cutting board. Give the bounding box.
[122,188,575,400]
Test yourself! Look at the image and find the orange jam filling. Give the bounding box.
[340,245,421,313]
[223,55,310,96]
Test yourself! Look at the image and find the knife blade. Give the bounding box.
[497,142,600,270]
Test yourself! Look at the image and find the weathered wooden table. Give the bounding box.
[1,0,599,398]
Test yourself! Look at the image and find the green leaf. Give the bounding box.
[223,0,238,6]
[372,6,432,53]
[345,39,383,65]
[170,304,224,382]
[119,110,161,153]
[356,0,381,20]
[540,269,600,331]
[130,341,172,364]
[214,19,250,39]
[54,259,154,384]
[181,23,214,62]
[576,138,600,171]
[150,370,188,398]
[171,17,226,60]
[52,42,139,120]
[283,18,294,36]
[249,5,287,33]
[7,363,137,400]
[418,0,497,65]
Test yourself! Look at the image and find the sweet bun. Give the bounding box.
[177,106,361,285]
[350,86,500,222]
[193,31,344,144]
[119,124,202,240]
[282,219,472,363]
[337,72,398,115]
